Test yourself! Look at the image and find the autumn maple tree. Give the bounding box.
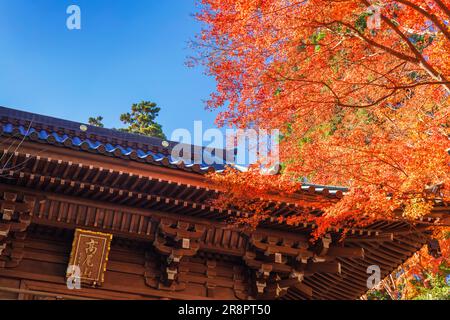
[194,0,450,294]
[195,0,450,296]
[195,0,449,227]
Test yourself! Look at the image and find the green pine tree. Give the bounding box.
[119,101,166,139]
[88,116,105,128]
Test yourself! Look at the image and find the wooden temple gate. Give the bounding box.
[0,106,446,300]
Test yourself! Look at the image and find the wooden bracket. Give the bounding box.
[243,233,312,299]
[145,219,206,290]
[0,192,38,268]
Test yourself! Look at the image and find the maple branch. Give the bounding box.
[332,62,407,98]
[360,0,450,94]
[339,80,450,90]
[343,146,410,178]
[433,0,450,19]
[315,20,419,64]
[395,0,450,42]
[310,17,450,94]
[270,66,403,109]
[385,81,450,90]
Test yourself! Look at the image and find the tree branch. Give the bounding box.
[433,0,450,19]
[361,0,450,94]
[396,0,450,43]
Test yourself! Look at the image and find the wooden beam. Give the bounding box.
[307,261,341,274]
[327,246,365,259]
[345,233,394,243]
[292,282,313,297]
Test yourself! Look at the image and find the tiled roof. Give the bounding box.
[0,106,227,173]
[0,106,347,196]
[300,183,348,197]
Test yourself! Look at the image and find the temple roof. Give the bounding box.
[0,105,348,198]
[0,105,229,173]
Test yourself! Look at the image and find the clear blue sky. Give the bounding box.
[0,0,219,139]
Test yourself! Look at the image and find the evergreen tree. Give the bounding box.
[88,116,104,128]
[88,101,166,139]
[119,101,166,139]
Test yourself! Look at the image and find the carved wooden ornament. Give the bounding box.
[67,229,113,287]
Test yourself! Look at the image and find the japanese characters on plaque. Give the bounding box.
[67,229,113,287]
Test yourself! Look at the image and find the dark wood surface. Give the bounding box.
[0,137,442,300]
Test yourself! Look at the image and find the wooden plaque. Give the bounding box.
[67,229,113,287]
